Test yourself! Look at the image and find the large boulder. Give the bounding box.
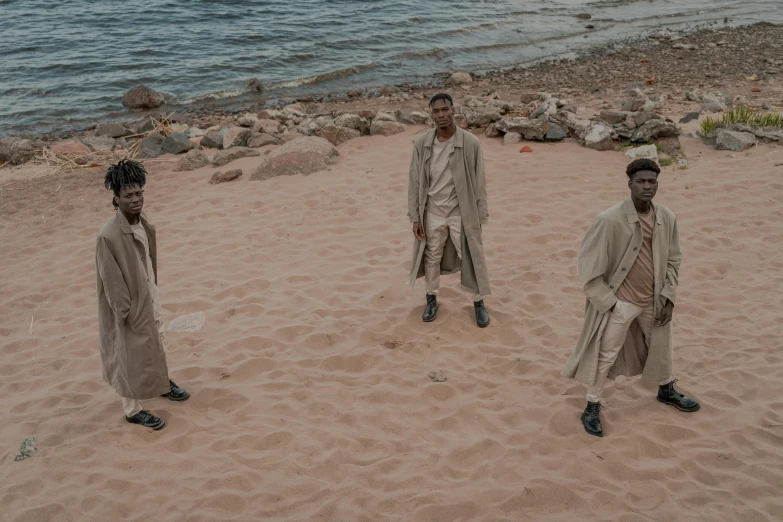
[317,125,361,146]
[584,122,614,151]
[406,111,433,126]
[137,133,165,158]
[237,113,259,128]
[122,85,166,109]
[0,137,40,165]
[162,132,195,154]
[370,121,406,136]
[461,107,501,128]
[96,123,134,138]
[223,127,251,149]
[80,136,116,152]
[599,110,627,125]
[630,119,679,143]
[173,149,209,171]
[715,129,756,151]
[250,137,339,181]
[520,92,541,104]
[248,133,282,148]
[447,72,472,86]
[622,88,664,112]
[201,131,224,149]
[212,147,260,167]
[209,169,243,185]
[496,118,547,140]
[544,123,567,141]
[373,111,398,123]
[503,132,522,146]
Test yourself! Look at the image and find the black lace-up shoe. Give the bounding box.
[422,294,438,322]
[474,300,490,328]
[581,401,603,437]
[657,380,700,412]
[126,410,165,430]
[161,380,190,401]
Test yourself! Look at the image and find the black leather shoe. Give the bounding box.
[422,294,438,322]
[161,380,190,401]
[657,380,700,412]
[126,410,165,430]
[581,401,603,437]
[474,300,490,328]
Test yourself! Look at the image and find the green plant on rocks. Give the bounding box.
[700,106,783,136]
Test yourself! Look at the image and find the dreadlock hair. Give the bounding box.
[626,158,660,178]
[105,159,147,209]
[429,92,453,107]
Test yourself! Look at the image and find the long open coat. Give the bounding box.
[407,127,491,296]
[96,210,169,399]
[561,197,682,385]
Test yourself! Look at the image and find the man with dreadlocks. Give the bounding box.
[96,159,189,430]
[408,92,491,327]
[561,158,700,438]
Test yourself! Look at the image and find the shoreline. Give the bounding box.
[2,22,781,145]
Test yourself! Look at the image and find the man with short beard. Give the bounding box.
[562,158,700,438]
[407,93,491,327]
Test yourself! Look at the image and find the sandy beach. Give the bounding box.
[2,119,783,520]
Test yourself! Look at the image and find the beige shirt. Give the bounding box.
[130,221,163,324]
[425,134,459,218]
[616,207,655,307]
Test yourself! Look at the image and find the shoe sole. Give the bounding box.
[422,305,438,322]
[657,396,701,412]
[581,413,603,437]
[477,318,490,328]
[162,393,190,402]
[126,418,166,430]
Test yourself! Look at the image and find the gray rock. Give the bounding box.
[251,136,339,181]
[600,110,627,125]
[212,147,260,167]
[624,144,658,161]
[656,136,681,156]
[248,132,282,148]
[162,132,195,154]
[14,436,37,461]
[633,111,656,128]
[520,92,541,104]
[137,119,156,133]
[122,85,166,109]
[96,123,133,138]
[80,136,116,152]
[461,107,501,128]
[715,129,756,151]
[584,122,615,151]
[0,137,40,165]
[137,133,165,158]
[209,169,243,185]
[496,118,547,140]
[335,113,370,134]
[575,13,592,19]
[223,127,252,149]
[237,113,259,128]
[201,132,224,149]
[253,119,283,135]
[247,77,263,92]
[630,119,680,143]
[503,132,522,145]
[447,72,472,86]
[701,102,727,113]
[169,312,205,332]
[317,125,361,146]
[370,121,407,136]
[679,112,700,124]
[186,127,207,138]
[173,149,209,171]
[406,111,433,125]
[373,111,398,123]
[544,123,567,141]
[485,123,500,138]
[455,114,468,130]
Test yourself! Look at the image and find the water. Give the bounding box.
[1,0,781,136]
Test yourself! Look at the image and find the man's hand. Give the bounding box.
[412,222,425,241]
[656,300,674,327]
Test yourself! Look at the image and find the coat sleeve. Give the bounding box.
[96,236,131,323]
[577,216,617,314]
[475,144,488,225]
[407,145,421,223]
[660,218,681,305]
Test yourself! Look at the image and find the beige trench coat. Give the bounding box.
[561,197,681,385]
[96,210,169,399]
[407,127,491,296]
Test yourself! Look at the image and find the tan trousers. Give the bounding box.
[122,318,166,417]
[586,300,672,403]
[424,213,482,302]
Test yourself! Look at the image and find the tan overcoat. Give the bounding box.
[96,210,169,399]
[561,197,681,385]
[407,127,491,296]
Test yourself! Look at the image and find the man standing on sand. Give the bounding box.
[562,158,700,438]
[408,93,491,327]
[96,160,189,430]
